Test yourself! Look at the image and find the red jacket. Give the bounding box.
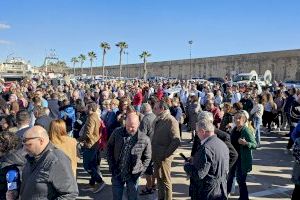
[209,107,222,127]
[133,91,143,106]
[156,88,164,100]
[99,119,108,150]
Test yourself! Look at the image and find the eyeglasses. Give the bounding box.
[22,137,41,144]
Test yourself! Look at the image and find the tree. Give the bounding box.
[100,42,111,78]
[116,42,128,79]
[88,51,97,76]
[71,57,79,75]
[78,54,86,74]
[139,51,151,81]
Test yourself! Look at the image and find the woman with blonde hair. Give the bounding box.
[262,93,277,132]
[49,119,78,177]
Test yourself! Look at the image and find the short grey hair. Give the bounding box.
[196,111,215,132]
[140,103,152,114]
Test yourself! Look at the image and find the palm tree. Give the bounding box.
[116,42,128,79]
[78,54,86,74]
[139,51,151,81]
[71,57,79,75]
[88,51,97,76]
[100,42,111,79]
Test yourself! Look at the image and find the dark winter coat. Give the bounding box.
[105,108,119,138]
[191,129,238,171]
[139,112,156,140]
[185,135,229,200]
[170,106,183,123]
[292,137,300,185]
[107,127,152,176]
[15,127,31,139]
[34,115,53,133]
[47,99,60,119]
[186,102,201,131]
[284,95,295,113]
[290,100,300,124]
[20,143,78,200]
[219,113,233,132]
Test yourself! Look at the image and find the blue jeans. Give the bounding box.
[82,144,103,184]
[253,117,262,146]
[111,175,139,200]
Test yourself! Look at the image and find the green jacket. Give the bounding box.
[240,126,257,173]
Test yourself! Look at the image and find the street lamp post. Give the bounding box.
[124,51,129,77]
[188,40,193,79]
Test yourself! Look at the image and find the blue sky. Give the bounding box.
[0,0,299,67]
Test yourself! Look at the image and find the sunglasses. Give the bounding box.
[22,137,41,144]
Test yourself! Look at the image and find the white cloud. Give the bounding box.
[0,23,11,29]
[0,40,12,45]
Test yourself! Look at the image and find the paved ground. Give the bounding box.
[76,128,295,200]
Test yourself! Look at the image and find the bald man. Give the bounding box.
[20,126,78,200]
[107,113,152,200]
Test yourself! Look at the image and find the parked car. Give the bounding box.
[148,76,167,82]
[207,77,225,84]
[164,86,182,98]
[284,80,300,89]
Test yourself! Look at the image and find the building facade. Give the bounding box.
[73,49,300,81]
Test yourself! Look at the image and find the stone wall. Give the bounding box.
[73,49,300,81]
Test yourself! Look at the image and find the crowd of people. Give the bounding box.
[0,75,299,200]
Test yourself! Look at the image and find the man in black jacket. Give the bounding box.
[47,93,60,119]
[34,106,53,133]
[191,129,238,174]
[139,103,157,195]
[20,126,78,199]
[186,111,229,200]
[107,113,152,200]
[15,110,31,139]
